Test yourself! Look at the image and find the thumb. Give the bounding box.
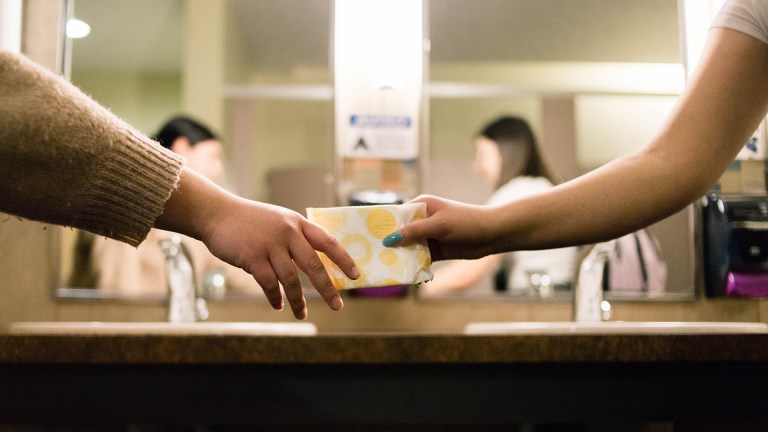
[382,216,435,248]
[382,194,443,247]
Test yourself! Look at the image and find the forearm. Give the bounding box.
[0,51,183,246]
[154,167,227,242]
[490,151,698,251]
[491,28,768,252]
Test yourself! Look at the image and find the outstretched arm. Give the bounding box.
[391,28,768,260]
[0,51,357,319]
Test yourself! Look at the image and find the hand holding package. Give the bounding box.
[307,203,433,290]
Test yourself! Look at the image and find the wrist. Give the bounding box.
[155,166,229,242]
[485,200,535,254]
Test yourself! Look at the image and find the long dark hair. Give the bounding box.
[153,115,217,150]
[478,115,555,189]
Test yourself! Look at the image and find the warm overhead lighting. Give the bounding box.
[334,0,424,160]
[66,18,91,39]
[335,0,422,91]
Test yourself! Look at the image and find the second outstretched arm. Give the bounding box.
[392,29,768,261]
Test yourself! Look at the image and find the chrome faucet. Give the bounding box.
[159,235,209,323]
[573,240,616,322]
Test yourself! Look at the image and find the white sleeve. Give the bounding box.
[711,0,768,46]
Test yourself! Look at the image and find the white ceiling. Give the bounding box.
[71,0,183,73]
[428,0,680,63]
[70,0,680,75]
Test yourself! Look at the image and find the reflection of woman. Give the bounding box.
[71,116,261,296]
[420,116,578,296]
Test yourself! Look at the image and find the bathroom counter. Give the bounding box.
[1,331,768,427]
[1,330,768,364]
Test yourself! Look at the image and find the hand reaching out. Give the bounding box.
[203,198,360,319]
[156,168,360,319]
[383,195,499,262]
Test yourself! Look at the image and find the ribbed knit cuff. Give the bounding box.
[77,129,184,247]
[0,51,184,247]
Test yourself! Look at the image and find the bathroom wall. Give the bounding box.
[2,0,768,332]
[0,0,63,327]
[71,70,181,135]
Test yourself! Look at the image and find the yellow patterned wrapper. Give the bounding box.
[307,203,433,290]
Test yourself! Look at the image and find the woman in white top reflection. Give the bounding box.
[420,116,578,297]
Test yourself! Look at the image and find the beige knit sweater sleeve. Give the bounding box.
[0,51,184,247]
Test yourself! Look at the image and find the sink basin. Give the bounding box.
[7,321,318,336]
[464,321,768,335]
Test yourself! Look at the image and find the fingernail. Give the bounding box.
[331,296,344,310]
[295,307,308,320]
[351,266,361,279]
[382,231,403,247]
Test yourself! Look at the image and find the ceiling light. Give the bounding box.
[66,19,90,39]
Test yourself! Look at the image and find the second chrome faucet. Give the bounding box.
[573,240,616,322]
[160,235,209,323]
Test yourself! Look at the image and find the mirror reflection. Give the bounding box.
[423,0,689,301]
[65,116,262,299]
[57,0,694,302]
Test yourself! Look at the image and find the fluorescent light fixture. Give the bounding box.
[334,0,422,91]
[334,0,425,160]
[66,18,90,39]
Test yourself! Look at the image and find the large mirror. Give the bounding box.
[422,0,690,301]
[56,0,694,302]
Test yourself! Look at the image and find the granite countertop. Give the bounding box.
[3,331,768,426]
[2,331,768,364]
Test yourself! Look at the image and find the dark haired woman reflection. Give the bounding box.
[420,116,578,297]
[69,116,260,297]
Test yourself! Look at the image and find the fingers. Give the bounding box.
[383,217,435,247]
[382,195,443,247]
[382,230,404,247]
[302,221,360,280]
[250,250,339,320]
[249,265,284,312]
[267,219,352,318]
[383,218,448,262]
[408,194,440,216]
[289,239,344,313]
[269,253,308,320]
[201,199,356,319]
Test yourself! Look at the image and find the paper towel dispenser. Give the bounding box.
[702,194,768,297]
